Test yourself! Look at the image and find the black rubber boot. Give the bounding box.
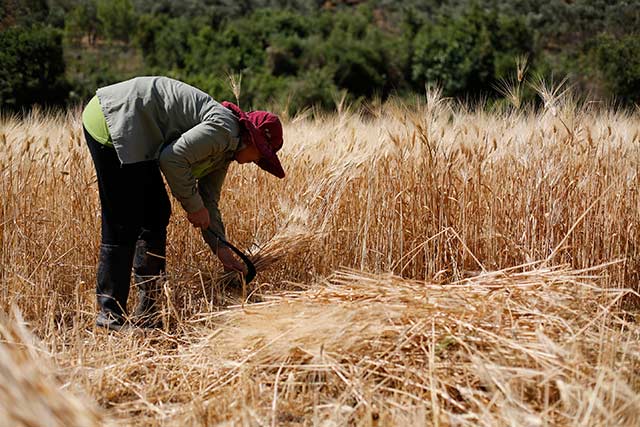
[96,243,135,330]
[132,238,166,329]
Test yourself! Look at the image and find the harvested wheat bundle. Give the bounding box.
[249,227,320,273]
[181,263,640,426]
[196,224,320,297]
[0,310,105,427]
[203,227,320,309]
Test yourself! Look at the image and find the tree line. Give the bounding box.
[1,0,639,113]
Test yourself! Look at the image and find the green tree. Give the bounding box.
[594,34,640,105]
[0,0,49,29]
[136,15,198,70]
[412,10,494,96]
[64,0,99,45]
[411,6,533,97]
[489,13,534,81]
[97,0,137,42]
[318,7,398,98]
[0,25,69,110]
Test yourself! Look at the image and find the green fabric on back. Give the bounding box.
[82,95,113,146]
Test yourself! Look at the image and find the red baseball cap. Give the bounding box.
[222,101,285,178]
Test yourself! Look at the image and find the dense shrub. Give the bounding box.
[96,0,137,42]
[64,1,99,45]
[411,7,534,97]
[136,15,196,70]
[0,25,69,111]
[594,34,640,105]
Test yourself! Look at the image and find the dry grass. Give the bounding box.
[0,309,105,427]
[0,93,639,426]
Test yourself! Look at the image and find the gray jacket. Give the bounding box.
[97,76,239,246]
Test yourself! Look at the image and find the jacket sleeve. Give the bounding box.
[159,121,231,213]
[198,167,229,254]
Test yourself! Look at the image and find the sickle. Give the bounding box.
[208,227,257,284]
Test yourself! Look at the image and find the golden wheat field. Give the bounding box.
[1,90,639,426]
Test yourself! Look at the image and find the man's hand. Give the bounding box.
[187,207,210,229]
[217,246,248,275]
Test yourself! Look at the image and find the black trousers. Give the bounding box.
[85,128,171,246]
[85,128,171,317]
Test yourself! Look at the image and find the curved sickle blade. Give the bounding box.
[207,227,257,284]
[220,239,257,284]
